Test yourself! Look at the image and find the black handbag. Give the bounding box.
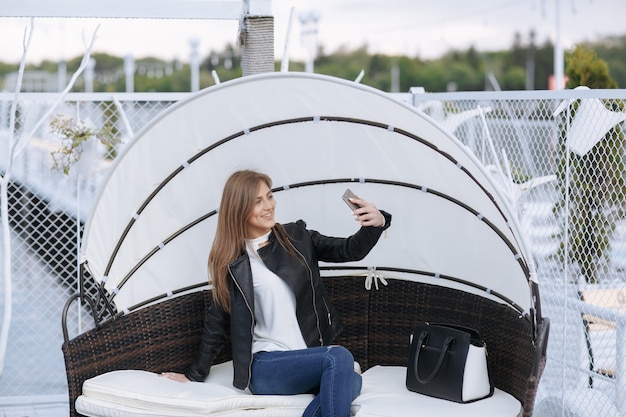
[405,322,494,403]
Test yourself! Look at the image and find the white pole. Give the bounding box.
[280,7,296,72]
[190,38,200,93]
[299,10,319,74]
[76,174,83,334]
[617,325,626,415]
[85,57,96,93]
[58,60,67,92]
[124,54,135,93]
[554,0,564,89]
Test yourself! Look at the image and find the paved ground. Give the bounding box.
[2,399,67,417]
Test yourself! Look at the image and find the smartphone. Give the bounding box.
[342,188,361,212]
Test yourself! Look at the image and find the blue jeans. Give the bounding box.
[249,346,362,417]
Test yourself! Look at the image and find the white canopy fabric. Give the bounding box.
[80,72,536,316]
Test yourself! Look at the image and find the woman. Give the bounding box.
[162,170,391,417]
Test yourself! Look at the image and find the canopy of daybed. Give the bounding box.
[80,72,536,317]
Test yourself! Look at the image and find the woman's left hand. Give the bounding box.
[348,196,385,227]
[159,372,190,383]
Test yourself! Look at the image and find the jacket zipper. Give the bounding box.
[290,244,324,345]
[323,298,332,326]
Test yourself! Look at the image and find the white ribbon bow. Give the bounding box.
[365,267,388,290]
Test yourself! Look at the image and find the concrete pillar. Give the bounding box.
[240,15,274,76]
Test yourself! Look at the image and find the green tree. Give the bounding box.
[533,39,555,90]
[592,35,626,89]
[502,66,526,90]
[0,62,18,90]
[505,32,527,68]
[565,45,618,89]
[553,45,625,283]
[2,32,625,93]
[316,45,371,83]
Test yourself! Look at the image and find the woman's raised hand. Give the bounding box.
[348,196,385,227]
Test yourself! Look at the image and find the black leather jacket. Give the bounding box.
[185,211,391,389]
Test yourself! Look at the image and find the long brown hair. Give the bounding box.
[208,170,294,312]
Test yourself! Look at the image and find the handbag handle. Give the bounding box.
[413,332,455,384]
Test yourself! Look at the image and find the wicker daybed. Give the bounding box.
[63,275,548,417]
[61,73,548,416]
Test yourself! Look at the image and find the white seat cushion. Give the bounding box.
[353,366,522,417]
[76,362,522,417]
[76,395,309,417]
[76,361,314,417]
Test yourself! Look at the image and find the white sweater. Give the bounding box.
[246,233,307,353]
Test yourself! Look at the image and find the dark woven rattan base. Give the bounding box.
[62,277,547,417]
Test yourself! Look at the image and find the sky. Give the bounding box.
[0,0,624,65]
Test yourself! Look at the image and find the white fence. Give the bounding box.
[1,87,626,416]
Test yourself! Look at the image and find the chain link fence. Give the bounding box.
[1,87,626,416]
[0,93,182,411]
[413,88,626,417]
